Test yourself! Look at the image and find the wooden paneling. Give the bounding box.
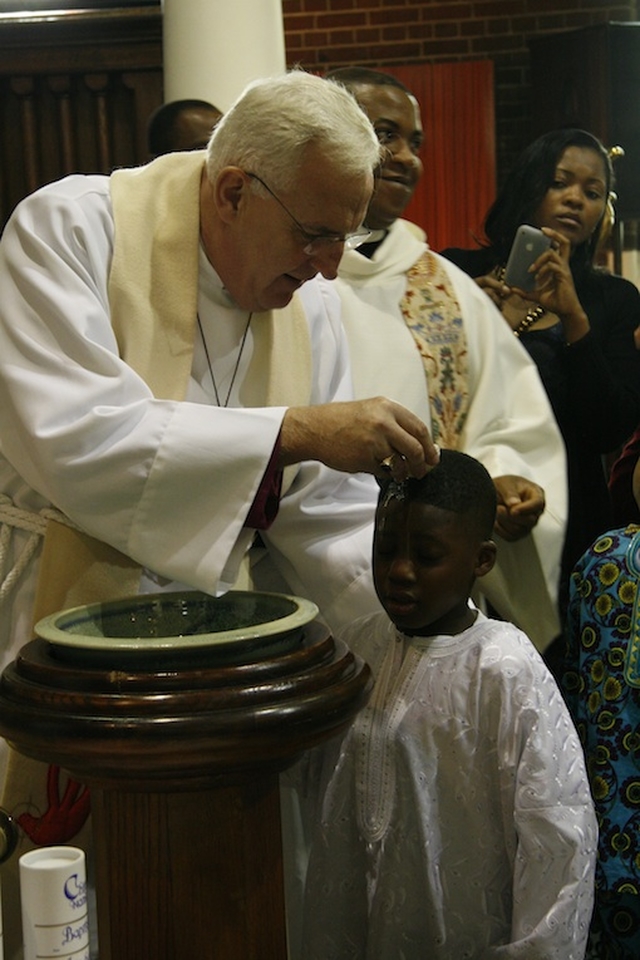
[0,6,163,227]
[530,23,640,221]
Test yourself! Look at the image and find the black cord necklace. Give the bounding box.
[196,312,253,407]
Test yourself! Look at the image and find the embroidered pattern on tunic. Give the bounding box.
[400,251,470,449]
[355,633,426,843]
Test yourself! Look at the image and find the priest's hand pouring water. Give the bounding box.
[280,396,440,480]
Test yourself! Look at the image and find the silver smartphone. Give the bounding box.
[504,225,552,291]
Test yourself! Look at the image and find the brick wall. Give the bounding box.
[282,0,640,187]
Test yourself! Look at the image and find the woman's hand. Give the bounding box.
[518,227,590,342]
[474,271,509,309]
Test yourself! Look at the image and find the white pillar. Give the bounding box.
[161,0,286,110]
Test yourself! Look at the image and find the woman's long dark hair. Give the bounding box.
[483,128,613,277]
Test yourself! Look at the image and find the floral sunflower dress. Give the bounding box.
[563,523,640,960]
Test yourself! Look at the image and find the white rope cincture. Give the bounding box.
[0,494,80,606]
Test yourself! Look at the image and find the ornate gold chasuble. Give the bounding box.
[399,250,470,450]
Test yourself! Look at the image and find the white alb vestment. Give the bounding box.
[335,221,568,649]
[0,159,385,960]
[300,610,597,959]
[0,170,380,682]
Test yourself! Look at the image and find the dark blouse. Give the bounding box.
[441,245,640,611]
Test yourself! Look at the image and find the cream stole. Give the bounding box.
[399,250,470,450]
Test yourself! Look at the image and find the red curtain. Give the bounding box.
[384,61,496,252]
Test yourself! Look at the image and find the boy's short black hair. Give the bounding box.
[378,449,497,540]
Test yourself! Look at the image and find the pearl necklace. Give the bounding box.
[196,312,252,407]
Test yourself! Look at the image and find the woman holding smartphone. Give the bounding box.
[441,128,640,654]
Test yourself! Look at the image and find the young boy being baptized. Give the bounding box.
[299,449,596,959]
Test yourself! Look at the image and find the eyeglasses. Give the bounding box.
[245,172,372,253]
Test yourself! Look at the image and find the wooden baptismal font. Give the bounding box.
[0,591,371,959]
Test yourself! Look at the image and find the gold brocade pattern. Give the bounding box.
[400,252,470,448]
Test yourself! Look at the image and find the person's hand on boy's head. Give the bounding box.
[492,475,545,541]
[281,397,439,480]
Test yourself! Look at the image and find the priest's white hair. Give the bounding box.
[205,69,381,191]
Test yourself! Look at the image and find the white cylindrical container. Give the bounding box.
[19,846,89,960]
[162,0,286,110]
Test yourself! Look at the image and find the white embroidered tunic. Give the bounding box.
[299,610,597,959]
